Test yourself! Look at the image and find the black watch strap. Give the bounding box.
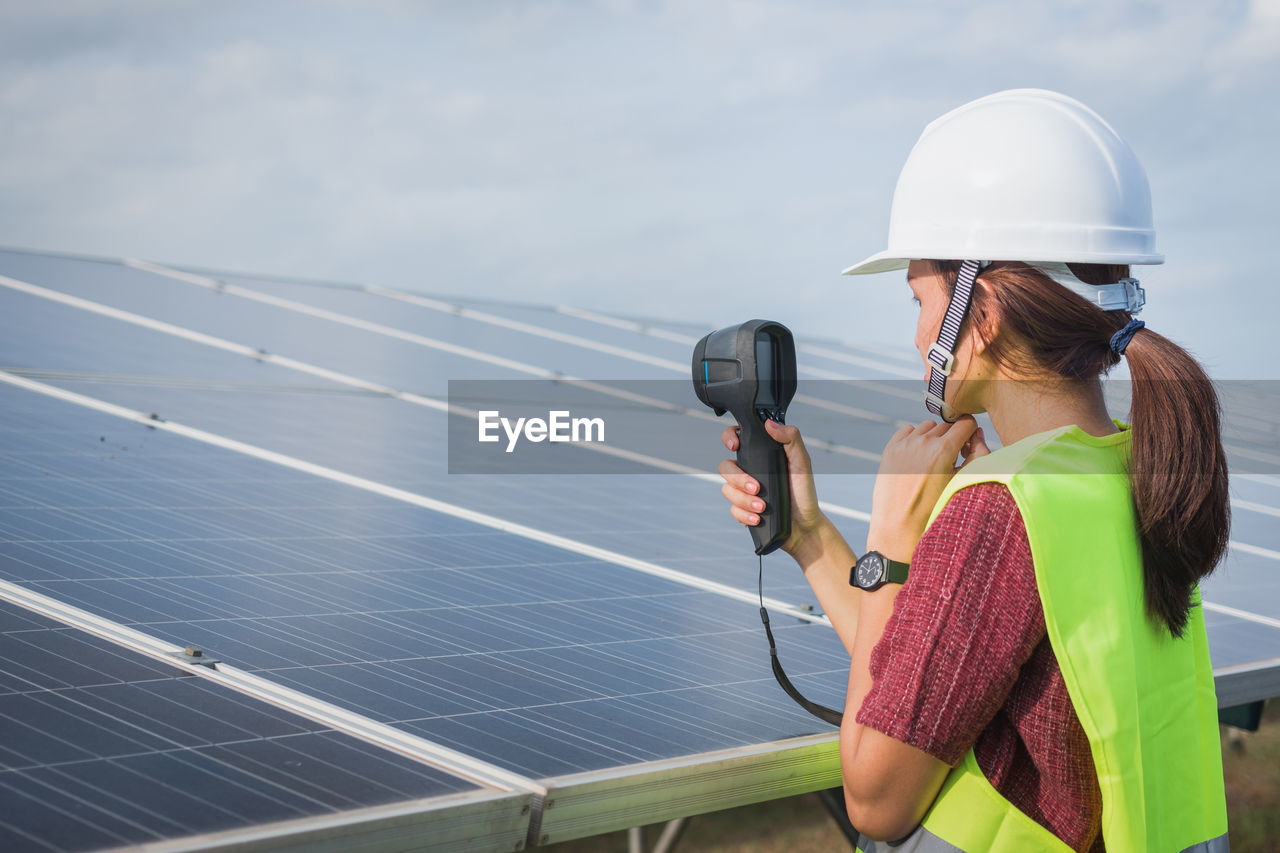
[884,557,909,584]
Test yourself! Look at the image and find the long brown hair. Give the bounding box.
[927,260,1230,637]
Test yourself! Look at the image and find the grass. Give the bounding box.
[535,701,1279,852]
[1222,700,1280,850]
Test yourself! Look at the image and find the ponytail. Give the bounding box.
[928,260,1230,637]
[1122,329,1230,637]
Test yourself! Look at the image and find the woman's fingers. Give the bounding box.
[764,419,813,472]
[939,416,980,455]
[881,415,985,476]
[721,424,740,452]
[721,481,765,515]
[720,472,763,527]
[718,458,759,495]
[960,426,991,466]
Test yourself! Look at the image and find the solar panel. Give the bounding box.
[2,245,1278,848]
[0,372,850,844]
[0,597,535,852]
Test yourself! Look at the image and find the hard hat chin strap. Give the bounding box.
[922,260,1147,420]
[924,259,986,422]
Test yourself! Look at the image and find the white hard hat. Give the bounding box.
[843,89,1163,275]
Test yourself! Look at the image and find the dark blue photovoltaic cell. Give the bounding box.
[0,384,852,781]
[0,599,476,853]
[1201,605,1280,669]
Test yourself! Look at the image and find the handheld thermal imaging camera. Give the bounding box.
[692,320,797,555]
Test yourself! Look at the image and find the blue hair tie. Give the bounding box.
[1109,319,1145,356]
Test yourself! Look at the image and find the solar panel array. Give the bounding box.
[1,246,1277,851]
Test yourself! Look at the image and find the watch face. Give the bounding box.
[856,553,884,588]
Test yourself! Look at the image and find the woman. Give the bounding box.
[718,90,1229,851]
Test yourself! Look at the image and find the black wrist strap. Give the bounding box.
[759,555,843,727]
[885,558,909,585]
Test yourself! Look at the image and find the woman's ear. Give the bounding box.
[968,279,999,357]
[968,317,994,356]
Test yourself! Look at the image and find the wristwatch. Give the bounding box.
[850,551,909,591]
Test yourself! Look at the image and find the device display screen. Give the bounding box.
[755,330,777,407]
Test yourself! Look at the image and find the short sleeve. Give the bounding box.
[855,482,1044,765]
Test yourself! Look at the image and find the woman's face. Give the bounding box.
[906,259,991,414]
[906,260,954,383]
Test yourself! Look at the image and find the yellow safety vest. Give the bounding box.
[857,423,1228,852]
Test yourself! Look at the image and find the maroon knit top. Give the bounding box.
[856,482,1105,852]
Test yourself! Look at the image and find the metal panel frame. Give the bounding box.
[533,733,841,845]
[1214,658,1280,709]
[107,788,533,853]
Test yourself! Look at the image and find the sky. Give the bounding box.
[1,0,1277,377]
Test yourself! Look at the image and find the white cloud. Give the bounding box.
[0,1,1276,375]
